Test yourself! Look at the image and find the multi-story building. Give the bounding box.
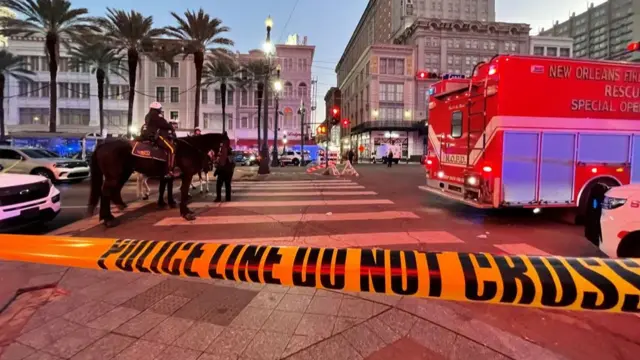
[336,14,530,160]
[530,36,574,57]
[539,0,639,61]
[392,0,496,38]
[4,34,314,150]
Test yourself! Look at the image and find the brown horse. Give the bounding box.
[87,133,229,227]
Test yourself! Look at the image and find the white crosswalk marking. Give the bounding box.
[141,178,468,249]
[494,243,551,256]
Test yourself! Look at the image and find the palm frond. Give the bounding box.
[67,38,127,84]
[0,49,35,83]
[165,8,234,55]
[202,58,239,87]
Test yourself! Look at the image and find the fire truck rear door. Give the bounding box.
[502,131,539,205]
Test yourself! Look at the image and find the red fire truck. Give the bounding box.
[421,54,640,222]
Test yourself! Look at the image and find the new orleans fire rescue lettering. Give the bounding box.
[548,64,640,113]
[96,239,640,313]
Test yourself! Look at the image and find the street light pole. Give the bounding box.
[271,66,282,167]
[298,102,306,167]
[259,16,274,175]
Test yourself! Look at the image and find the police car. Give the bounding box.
[597,184,640,258]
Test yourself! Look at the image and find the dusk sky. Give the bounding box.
[70,0,606,121]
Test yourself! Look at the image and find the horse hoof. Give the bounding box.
[157,202,167,209]
[199,190,203,194]
[183,213,196,221]
[169,202,178,209]
[116,204,128,211]
[142,195,149,200]
[104,218,120,228]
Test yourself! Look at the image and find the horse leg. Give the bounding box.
[204,171,209,193]
[167,178,177,208]
[180,173,196,220]
[100,179,119,227]
[136,173,142,200]
[199,172,204,193]
[157,177,167,208]
[143,177,150,200]
[113,170,132,211]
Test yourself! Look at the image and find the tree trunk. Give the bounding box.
[221,82,227,133]
[127,48,138,138]
[96,68,105,136]
[193,50,204,129]
[46,33,58,133]
[0,74,5,141]
[257,83,263,150]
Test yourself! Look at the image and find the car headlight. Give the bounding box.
[55,162,69,168]
[249,156,255,161]
[602,196,626,210]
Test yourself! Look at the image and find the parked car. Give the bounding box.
[592,183,640,258]
[0,146,90,183]
[0,167,61,230]
[233,151,258,166]
[280,151,311,166]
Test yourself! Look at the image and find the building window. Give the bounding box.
[156,62,166,77]
[379,107,403,121]
[241,116,248,128]
[379,58,404,75]
[298,83,307,98]
[254,91,260,106]
[29,56,39,71]
[201,89,208,104]
[104,110,128,126]
[81,83,90,99]
[546,47,558,57]
[227,89,234,105]
[171,62,179,77]
[533,46,544,56]
[203,113,215,129]
[18,81,28,97]
[155,87,165,103]
[241,89,248,105]
[18,108,49,125]
[40,82,49,97]
[60,108,90,126]
[451,111,462,138]
[169,111,179,120]
[379,83,403,102]
[170,87,179,103]
[284,82,293,98]
[560,48,571,57]
[214,90,221,105]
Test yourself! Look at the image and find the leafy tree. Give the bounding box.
[0,50,34,140]
[165,8,233,128]
[0,0,97,132]
[68,38,127,136]
[96,8,164,136]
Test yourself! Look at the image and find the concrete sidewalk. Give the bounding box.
[3,261,632,360]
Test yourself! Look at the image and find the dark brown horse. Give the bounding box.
[87,133,229,227]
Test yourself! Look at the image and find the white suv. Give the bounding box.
[0,167,61,230]
[280,151,310,166]
[598,184,640,258]
[0,147,89,182]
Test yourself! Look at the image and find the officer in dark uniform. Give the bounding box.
[214,144,235,202]
[144,102,176,177]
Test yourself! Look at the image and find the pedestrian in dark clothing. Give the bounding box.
[348,149,355,164]
[387,150,393,168]
[214,145,235,202]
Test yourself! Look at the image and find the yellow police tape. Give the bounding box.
[0,234,638,314]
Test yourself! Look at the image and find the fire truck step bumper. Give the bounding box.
[418,186,495,209]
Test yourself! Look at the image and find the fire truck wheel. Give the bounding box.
[617,231,640,258]
[577,178,619,226]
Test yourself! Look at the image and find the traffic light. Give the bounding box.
[628,41,640,52]
[331,106,340,125]
[342,118,350,127]
[416,70,440,80]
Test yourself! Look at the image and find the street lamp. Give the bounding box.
[271,65,282,166]
[258,15,274,175]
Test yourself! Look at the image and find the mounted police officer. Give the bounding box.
[144,102,176,178]
[193,127,202,136]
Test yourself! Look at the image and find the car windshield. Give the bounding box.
[37,150,60,158]
[20,149,54,158]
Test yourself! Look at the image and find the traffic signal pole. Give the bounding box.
[298,103,306,167]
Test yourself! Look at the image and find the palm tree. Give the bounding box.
[68,37,126,136]
[0,0,97,133]
[202,58,238,132]
[236,58,276,148]
[96,8,165,137]
[0,50,34,140]
[165,8,234,129]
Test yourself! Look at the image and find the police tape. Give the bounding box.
[0,234,638,314]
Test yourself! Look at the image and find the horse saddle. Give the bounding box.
[131,141,167,162]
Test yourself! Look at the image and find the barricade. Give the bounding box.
[0,234,638,314]
[305,163,327,173]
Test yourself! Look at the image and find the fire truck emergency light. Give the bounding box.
[627,41,640,52]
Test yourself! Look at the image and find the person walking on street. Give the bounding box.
[214,145,235,202]
[348,149,355,164]
[387,150,393,168]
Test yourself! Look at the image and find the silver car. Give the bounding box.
[0,146,90,183]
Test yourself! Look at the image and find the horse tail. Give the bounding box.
[87,149,103,216]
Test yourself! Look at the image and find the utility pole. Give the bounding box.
[258,15,274,175]
[271,65,282,167]
[298,101,306,167]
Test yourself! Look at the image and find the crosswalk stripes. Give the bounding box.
[145,178,552,255]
